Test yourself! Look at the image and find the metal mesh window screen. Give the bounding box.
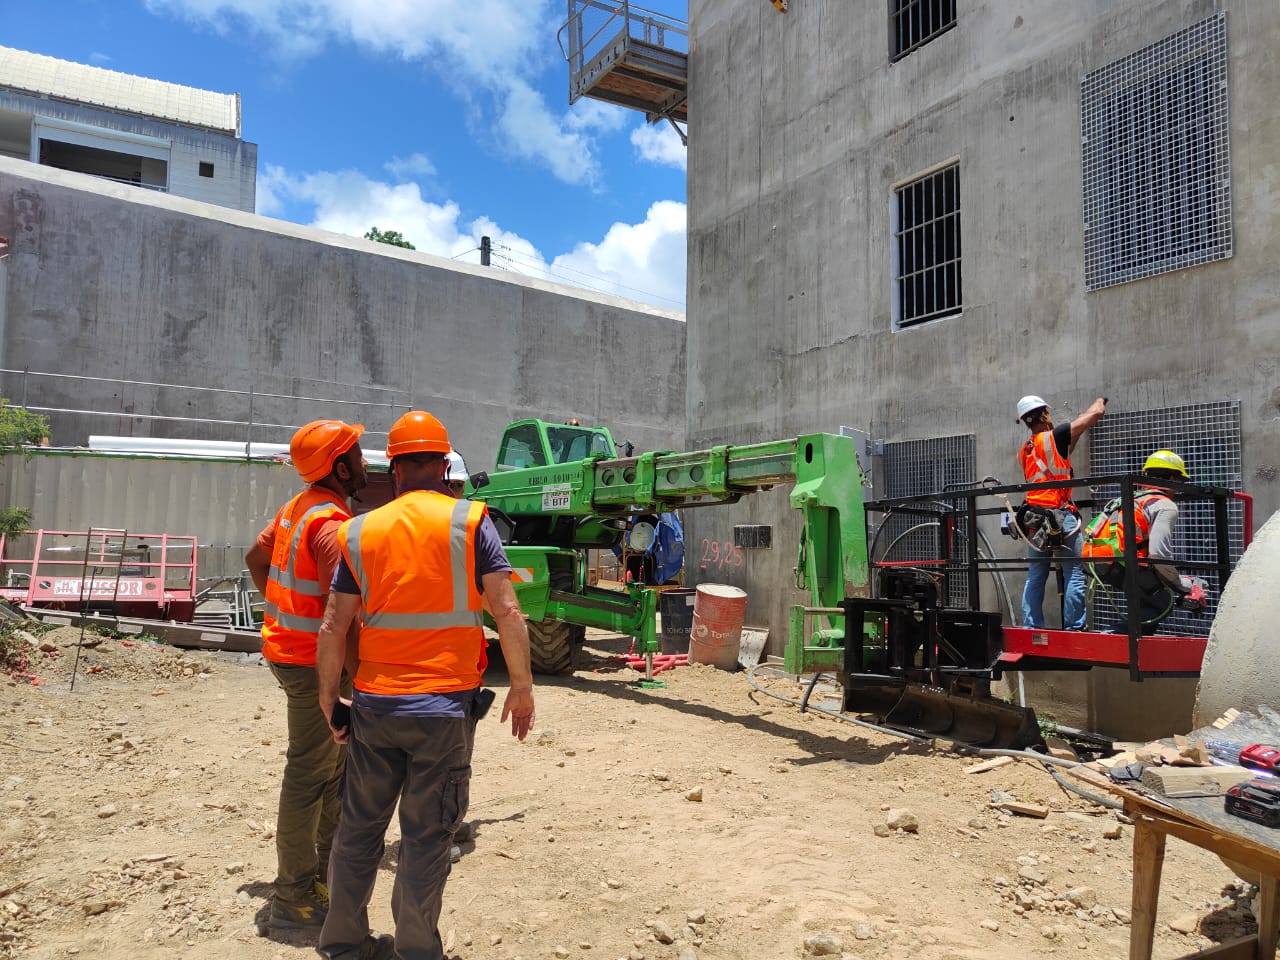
[880,434,976,606]
[890,0,957,61]
[894,163,962,328]
[1081,14,1232,291]
[1087,400,1243,634]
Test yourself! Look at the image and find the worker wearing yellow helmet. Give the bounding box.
[1083,449,1208,632]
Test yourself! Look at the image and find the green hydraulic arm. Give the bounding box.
[469,431,868,663]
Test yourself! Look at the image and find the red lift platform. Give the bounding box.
[864,474,1252,682]
[0,529,198,622]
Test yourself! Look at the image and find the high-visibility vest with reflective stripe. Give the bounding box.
[339,490,488,696]
[1019,430,1074,508]
[1082,491,1165,561]
[261,487,351,666]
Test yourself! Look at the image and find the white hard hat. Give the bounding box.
[445,451,468,482]
[1016,395,1049,421]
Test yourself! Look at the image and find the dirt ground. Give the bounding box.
[0,625,1262,959]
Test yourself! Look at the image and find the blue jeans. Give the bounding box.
[1021,512,1086,630]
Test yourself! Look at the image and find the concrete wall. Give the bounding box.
[0,160,686,471]
[685,0,1280,737]
[0,91,257,212]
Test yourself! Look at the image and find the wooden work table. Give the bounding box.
[1106,780,1280,959]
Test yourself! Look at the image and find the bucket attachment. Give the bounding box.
[843,675,1043,750]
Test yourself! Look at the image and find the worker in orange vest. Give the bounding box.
[1083,449,1208,632]
[1016,393,1107,630]
[315,411,534,960]
[245,419,368,931]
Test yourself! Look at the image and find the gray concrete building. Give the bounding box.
[680,0,1279,736]
[0,159,685,475]
[0,46,256,212]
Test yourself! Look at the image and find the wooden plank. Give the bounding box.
[964,756,1016,775]
[992,801,1050,819]
[1257,874,1278,959]
[1135,809,1280,881]
[1140,765,1255,797]
[1178,936,1257,959]
[1130,817,1167,960]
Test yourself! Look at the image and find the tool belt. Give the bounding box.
[1015,503,1071,551]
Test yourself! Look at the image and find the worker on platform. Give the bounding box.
[315,410,535,960]
[1083,449,1208,633]
[1016,394,1107,630]
[245,419,367,931]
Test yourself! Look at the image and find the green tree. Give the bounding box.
[0,508,31,538]
[364,226,416,250]
[0,399,49,447]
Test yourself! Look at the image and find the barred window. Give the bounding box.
[891,0,957,61]
[893,163,962,329]
[1081,14,1232,291]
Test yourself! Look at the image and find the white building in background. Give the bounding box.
[0,45,256,212]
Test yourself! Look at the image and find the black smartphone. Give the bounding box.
[330,701,352,730]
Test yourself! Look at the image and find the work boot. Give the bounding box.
[357,933,395,960]
[269,877,329,929]
[319,934,395,960]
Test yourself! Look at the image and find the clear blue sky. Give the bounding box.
[6,0,689,310]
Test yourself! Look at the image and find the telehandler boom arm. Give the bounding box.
[469,431,868,660]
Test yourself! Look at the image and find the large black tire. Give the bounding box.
[527,620,584,676]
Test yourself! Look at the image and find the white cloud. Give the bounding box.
[549,200,686,308]
[89,52,113,64]
[631,122,687,171]
[145,0,619,184]
[257,164,479,258]
[384,153,436,181]
[258,164,686,310]
[565,98,629,134]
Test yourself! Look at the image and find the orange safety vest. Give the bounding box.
[1082,490,1166,561]
[261,487,352,666]
[339,490,488,696]
[1019,430,1074,509]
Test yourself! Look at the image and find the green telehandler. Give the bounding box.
[466,420,1040,749]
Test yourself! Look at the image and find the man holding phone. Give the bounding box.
[315,410,534,960]
[245,419,367,931]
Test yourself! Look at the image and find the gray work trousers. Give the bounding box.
[268,661,349,902]
[318,708,474,960]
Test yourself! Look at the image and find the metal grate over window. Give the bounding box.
[1087,400,1243,634]
[893,163,962,329]
[1081,14,1232,291]
[891,0,957,62]
[878,434,976,606]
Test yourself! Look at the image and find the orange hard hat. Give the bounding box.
[290,420,365,483]
[386,410,451,458]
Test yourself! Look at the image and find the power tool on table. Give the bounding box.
[1205,741,1280,773]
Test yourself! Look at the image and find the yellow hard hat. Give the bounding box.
[1143,450,1187,479]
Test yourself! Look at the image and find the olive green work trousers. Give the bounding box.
[268,660,351,902]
